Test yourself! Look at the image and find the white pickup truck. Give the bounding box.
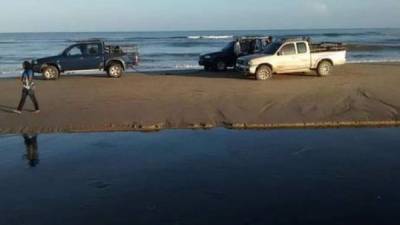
[236,38,346,80]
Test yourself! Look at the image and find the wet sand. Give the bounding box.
[1,128,400,225]
[1,63,400,133]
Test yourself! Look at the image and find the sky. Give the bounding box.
[0,0,399,32]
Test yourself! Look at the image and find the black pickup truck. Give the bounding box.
[199,37,271,71]
[32,39,139,80]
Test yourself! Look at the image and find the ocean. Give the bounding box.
[1,28,400,77]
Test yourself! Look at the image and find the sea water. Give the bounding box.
[1,28,400,77]
[0,128,400,225]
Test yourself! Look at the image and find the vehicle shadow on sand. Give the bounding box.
[35,73,111,80]
[142,69,317,80]
[34,70,318,81]
[142,69,247,79]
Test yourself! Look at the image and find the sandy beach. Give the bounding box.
[1,63,400,133]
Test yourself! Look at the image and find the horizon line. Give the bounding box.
[0,27,399,34]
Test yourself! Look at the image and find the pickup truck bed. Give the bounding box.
[310,42,346,53]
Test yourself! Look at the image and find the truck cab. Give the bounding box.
[199,37,271,71]
[60,42,105,71]
[236,37,346,80]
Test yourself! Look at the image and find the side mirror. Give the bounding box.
[277,51,282,56]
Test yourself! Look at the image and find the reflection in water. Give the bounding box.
[23,134,39,167]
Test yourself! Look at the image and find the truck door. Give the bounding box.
[295,42,311,70]
[81,44,103,69]
[275,43,298,72]
[223,42,236,67]
[60,44,87,71]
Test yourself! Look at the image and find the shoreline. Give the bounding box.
[1,63,400,134]
[1,120,400,135]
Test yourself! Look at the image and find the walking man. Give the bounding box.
[15,61,40,114]
[234,38,242,57]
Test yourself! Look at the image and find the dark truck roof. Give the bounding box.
[73,38,139,51]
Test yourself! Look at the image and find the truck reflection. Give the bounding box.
[23,134,39,167]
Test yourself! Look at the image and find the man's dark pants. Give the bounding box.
[17,88,39,111]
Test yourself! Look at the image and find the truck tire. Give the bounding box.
[107,62,124,78]
[256,65,273,81]
[317,60,333,77]
[216,61,227,71]
[42,66,59,80]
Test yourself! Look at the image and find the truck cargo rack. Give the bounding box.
[310,42,346,53]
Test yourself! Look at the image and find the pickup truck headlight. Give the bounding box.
[204,55,211,59]
[248,60,255,66]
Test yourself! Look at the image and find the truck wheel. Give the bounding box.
[42,66,59,80]
[256,65,273,81]
[317,60,333,77]
[216,61,227,71]
[107,63,123,78]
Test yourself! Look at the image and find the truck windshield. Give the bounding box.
[222,42,234,52]
[263,42,282,55]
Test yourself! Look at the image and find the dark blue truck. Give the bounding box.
[199,36,272,71]
[32,39,139,80]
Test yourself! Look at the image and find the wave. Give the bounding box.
[187,35,233,40]
[174,64,202,69]
[383,38,400,43]
[319,31,381,37]
[143,53,200,58]
[140,53,200,62]
[348,58,400,64]
[345,44,400,52]
[351,54,380,59]
[279,31,382,39]
[64,36,232,43]
[0,40,20,44]
[121,37,169,41]
[120,35,233,41]
[167,41,225,48]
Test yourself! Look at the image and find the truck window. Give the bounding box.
[254,40,263,53]
[86,44,100,56]
[222,42,234,52]
[263,42,281,55]
[279,44,296,56]
[296,43,307,54]
[66,45,84,57]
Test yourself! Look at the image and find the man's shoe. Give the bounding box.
[14,110,22,114]
[33,110,41,114]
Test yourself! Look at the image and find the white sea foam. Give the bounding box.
[187,35,233,40]
[175,64,203,69]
